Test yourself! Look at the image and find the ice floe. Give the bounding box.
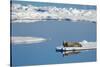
[79,40,96,48]
[11,4,96,23]
[11,36,47,44]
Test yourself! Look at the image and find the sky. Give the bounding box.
[11,0,97,5]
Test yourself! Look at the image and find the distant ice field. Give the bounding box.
[11,1,96,23]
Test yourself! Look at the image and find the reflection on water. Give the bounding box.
[56,49,80,57]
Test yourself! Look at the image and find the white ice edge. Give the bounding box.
[11,4,97,23]
[11,36,47,44]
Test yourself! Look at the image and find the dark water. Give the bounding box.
[11,20,96,66]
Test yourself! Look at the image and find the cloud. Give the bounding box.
[11,4,96,23]
[11,36,47,44]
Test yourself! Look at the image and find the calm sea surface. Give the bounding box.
[11,20,96,66]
